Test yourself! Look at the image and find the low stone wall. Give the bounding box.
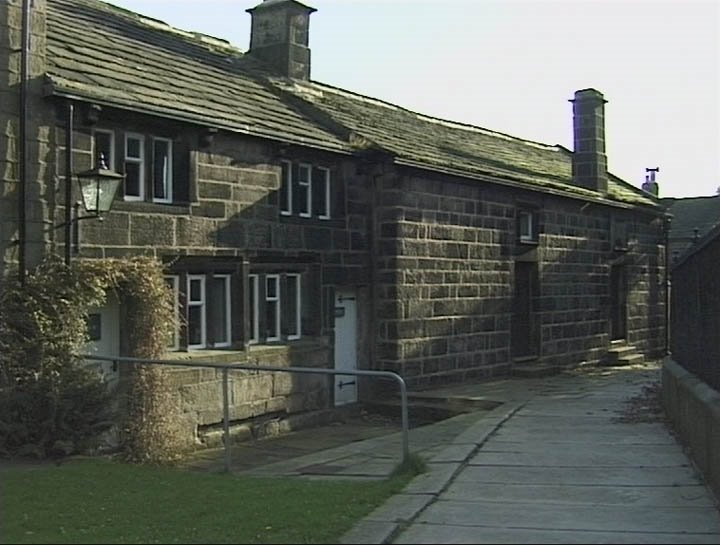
[662,357,720,500]
[161,340,332,447]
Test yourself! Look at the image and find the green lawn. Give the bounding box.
[0,458,415,544]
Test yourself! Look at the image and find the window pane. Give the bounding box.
[189,278,202,302]
[208,276,229,346]
[266,276,277,299]
[297,165,310,216]
[94,132,113,169]
[266,300,278,339]
[188,306,203,346]
[153,139,171,201]
[283,274,300,338]
[126,137,142,158]
[125,162,141,197]
[280,162,291,214]
[312,167,329,218]
[249,275,258,343]
[265,275,279,340]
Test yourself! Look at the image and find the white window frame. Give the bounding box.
[265,274,281,342]
[286,273,302,340]
[280,160,292,216]
[298,163,312,218]
[124,133,145,201]
[164,275,180,351]
[152,137,173,204]
[316,167,331,220]
[248,274,259,344]
[187,275,206,350]
[210,274,231,348]
[519,210,534,242]
[93,129,115,170]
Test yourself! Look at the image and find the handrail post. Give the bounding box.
[396,375,410,465]
[222,368,231,473]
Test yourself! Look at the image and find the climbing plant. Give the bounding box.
[0,256,185,464]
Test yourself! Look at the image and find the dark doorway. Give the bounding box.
[610,265,628,341]
[512,261,540,358]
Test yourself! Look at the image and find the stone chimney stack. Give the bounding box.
[570,89,609,194]
[246,0,316,80]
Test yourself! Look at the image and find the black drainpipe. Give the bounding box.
[18,0,32,285]
[64,101,74,266]
[664,214,672,356]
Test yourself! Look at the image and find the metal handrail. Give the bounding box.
[80,354,409,473]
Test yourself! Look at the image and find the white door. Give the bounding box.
[334,290,358,406]
[84,294,120,387]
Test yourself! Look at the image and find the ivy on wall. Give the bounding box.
[0,256,185,464]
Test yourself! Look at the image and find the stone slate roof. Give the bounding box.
[662,195,720,241]
[45,0,350,152]
[44,0,659,209]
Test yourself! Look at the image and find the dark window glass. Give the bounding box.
[125,163,142,198]
[312,167,329,218]
[280,162,291,214]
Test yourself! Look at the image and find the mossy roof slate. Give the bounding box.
[44,0,660,210]
[45,0,350,152]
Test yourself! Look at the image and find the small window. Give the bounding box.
[313,167,330,219]
[297,164,312,218]
[124,133,145,201]
[93,129,115,170]
[519,210,534,242]
[152,138,173,203]
[280,161,292,216]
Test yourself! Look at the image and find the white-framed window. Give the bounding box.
[124,133,145,201]
[187,275,206,349]
[313,167,330,219]
[249,271,304,344]
[248,274,260,344]
[265,274,281,341]
[93,129,115,170]
[284,273,301,340]
[164,275,180,351]
[208,274,231,348]
[279,161,332,220]
[519,210,534,242]
[297,163,312,218]
[280,160,292,216]
[152,137,173,204]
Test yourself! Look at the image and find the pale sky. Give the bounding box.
[105,0,719,198]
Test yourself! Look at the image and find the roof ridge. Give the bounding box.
[293,80,563,152]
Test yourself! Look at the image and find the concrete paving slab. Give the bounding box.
[415,499,720,534]
[469,443,690,466]
[365,493,435,522]
[339,521,398,545]
[429,443,477,463]
[402,462,462,495]
[442,482,717,507]
[394,523,720,544]
[456,465,705,486]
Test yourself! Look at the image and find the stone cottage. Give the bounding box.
[1,0,669,439]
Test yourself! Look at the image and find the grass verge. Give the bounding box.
[0,457,419,544]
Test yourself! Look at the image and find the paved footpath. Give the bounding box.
[342,363,720,544]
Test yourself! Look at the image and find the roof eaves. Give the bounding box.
[44,77,353,156]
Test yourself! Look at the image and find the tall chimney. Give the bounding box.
[246,0,316,80]
[570,89,608,194]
